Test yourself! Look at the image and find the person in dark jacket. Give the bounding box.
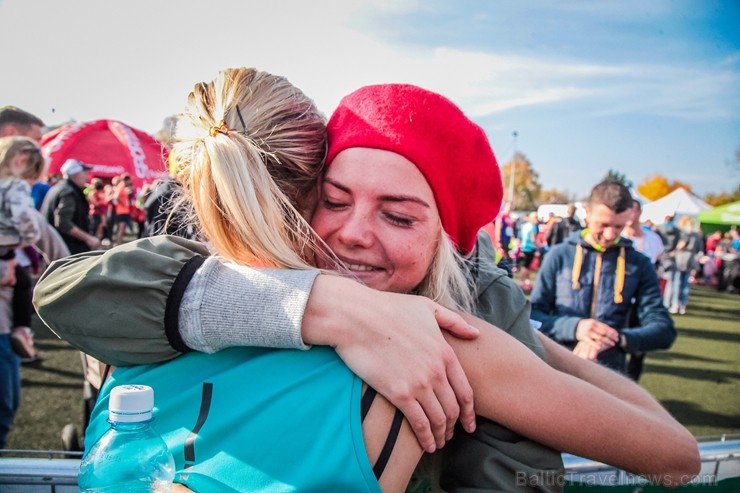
[531,180,675,373]
[41,159,100,255]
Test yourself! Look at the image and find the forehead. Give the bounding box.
[326,148,433,197]
[588,203,630,222]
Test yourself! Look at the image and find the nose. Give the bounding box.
[603,228,618,242]
[335,209,374,248]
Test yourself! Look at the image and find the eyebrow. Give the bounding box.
[323,177,431,208]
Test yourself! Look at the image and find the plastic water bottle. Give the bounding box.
[79,384,175,492]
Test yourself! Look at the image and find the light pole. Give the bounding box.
[508,131,518,209]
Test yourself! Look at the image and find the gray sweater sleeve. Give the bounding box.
[180,256,318,353]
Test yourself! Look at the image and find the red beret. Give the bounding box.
[326,83,503,254]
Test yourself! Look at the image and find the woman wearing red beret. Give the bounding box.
[37,69,699,492]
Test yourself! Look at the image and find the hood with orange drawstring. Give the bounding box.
[529,230,676,373]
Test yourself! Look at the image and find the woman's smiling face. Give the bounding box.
[310,147,441,294]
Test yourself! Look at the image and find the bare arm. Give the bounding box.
[34,236,478,454]
[302,274,478,453]
[537,332,679,418]
[446,313,699,487]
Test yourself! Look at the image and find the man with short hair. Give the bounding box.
[531,181,675,373]
[41,159,101,255]
[0,106,44,142]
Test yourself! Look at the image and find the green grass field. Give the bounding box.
[4,285,740,454]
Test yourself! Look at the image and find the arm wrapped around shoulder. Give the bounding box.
[33,235,210,366]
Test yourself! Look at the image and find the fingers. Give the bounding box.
[432,302,479,340]
[415,385,449,451]
[397,397,437,453]
[444,349,476,435]
[577,319,619,348]
[573,341,599,360]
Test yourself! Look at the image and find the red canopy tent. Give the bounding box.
[40,119,169,189]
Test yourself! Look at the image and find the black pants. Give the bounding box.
[12,265,33,328]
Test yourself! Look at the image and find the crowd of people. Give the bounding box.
[0,66,717,491]
[0,106,174,451]
[490,200,738,301]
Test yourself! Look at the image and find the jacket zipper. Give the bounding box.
[590,252,603,318]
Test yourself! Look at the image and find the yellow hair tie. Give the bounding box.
[209,120,229,137]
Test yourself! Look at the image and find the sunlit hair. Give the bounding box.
[415,229,475,312]
[588,180,633,214]
[678,215,695,233]
[168,67,334,269]
[0,136,46,181]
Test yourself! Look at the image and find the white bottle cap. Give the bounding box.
[108,385,154,423]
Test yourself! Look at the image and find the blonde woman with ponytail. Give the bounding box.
[43,69,698,492]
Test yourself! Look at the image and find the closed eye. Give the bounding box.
[322,199,347,210]
[383,213,414,227]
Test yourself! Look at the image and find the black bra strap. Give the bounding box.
[373,408,404,479]
[360,386,404,480]
[361,387,377,422]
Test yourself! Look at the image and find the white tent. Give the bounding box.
[640,188,711,225]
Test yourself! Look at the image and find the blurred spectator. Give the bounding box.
[87,178,108,239]
[622,200,664,265]
[621,199,665,380]
[143,175,197,239]
[517,212,540,290]
[493,201,514,264]
[656,215,681,303]
[667,216,704,314]
[545,203,582,247]
[110,173,133,245]
[41,159,101,254]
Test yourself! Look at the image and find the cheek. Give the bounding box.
[310,209,333,239]
[388,229,439,290]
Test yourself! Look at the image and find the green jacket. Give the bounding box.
[438,231,562,493]
[34,231,563,492]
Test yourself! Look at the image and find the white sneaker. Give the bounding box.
[668,306,679,314]
[678,306,686,315]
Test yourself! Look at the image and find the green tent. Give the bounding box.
[698,200,740,233]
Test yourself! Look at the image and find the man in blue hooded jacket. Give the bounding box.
[531,180,675,373]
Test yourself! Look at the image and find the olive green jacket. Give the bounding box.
[34,232,563,492]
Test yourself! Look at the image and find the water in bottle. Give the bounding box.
[78,384,175,492]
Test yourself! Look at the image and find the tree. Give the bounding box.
[637,174,693,201]
[704,184,740,207]
[538,187,575,205]
[603,169,633,189]
[500,152,542,211]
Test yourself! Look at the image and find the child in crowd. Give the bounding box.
[0,136,46,363]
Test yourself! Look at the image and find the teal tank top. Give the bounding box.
[84,346,381,492]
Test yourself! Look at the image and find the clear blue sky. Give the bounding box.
[1,0,738,199]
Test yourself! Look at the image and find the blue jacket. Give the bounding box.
[530,231,675,372]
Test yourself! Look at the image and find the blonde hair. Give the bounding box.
[168,66,477,310]
[169,67,332,269]
[0,136,46,181]
[414,230,475,312]
[678,215,695,233]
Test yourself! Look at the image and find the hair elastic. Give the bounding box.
[209,120,229,137]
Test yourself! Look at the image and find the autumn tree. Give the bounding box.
[500,152,542,211]
[637,174,693,201]
[704,184,740,207]
[538,188,575,205]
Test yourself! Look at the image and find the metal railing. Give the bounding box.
[1,436,738,492]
